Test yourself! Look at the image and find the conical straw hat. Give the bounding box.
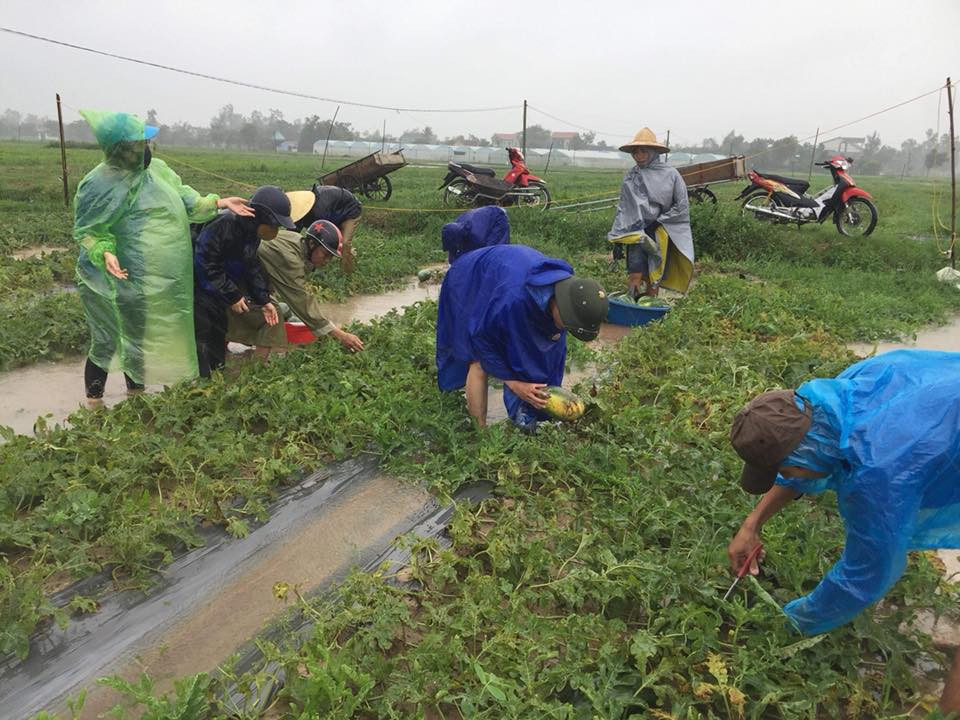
[286,191,316,223]
[619,127,669,154]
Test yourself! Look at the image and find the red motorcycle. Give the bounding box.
[439,147,551,210]
[737,155,878,236]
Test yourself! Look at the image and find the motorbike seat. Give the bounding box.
[459,163,497,177]
[757,172,810,195]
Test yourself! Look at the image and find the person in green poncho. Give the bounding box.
[73,110,251,405]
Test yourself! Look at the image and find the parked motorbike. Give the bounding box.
[736,155,877,237]
[439,147,551,211]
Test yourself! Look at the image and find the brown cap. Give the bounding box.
[730,390,812,494]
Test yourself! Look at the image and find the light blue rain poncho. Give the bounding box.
[773,349,960,635]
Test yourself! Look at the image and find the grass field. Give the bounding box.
[2,141,960,718]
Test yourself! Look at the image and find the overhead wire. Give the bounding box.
[0,26,518,114]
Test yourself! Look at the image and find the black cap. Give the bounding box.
[249,185,296,230]
[554,277,608,342]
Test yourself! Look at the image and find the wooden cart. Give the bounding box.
[317,150,407,201]
[676,155,746,204]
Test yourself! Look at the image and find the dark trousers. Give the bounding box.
[194,291,229,378]
[84,358,144,398]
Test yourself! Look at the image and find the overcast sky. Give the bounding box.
[0,0,956,147]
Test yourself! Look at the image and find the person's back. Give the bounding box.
[300,185,362,228]
[194,211,264,299]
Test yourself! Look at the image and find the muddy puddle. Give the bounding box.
[315,276,440,327]
[2,459,439,719]
[0,358,165,436]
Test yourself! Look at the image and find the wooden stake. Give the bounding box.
[320,104,340,170]
[521,100,527,157]
[56,93,69,208]
[947,77,956,268]
[807,127,819,182]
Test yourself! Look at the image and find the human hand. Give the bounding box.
[627,273,645,299]
[332,328,364,352]
[230,297,250,313]
[504,380,548,409]
[103,252,128,280]
[728,526,765,576]
[262,303,279,326]
[219,196,255,217]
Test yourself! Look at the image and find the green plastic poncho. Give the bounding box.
[73,110,220,385]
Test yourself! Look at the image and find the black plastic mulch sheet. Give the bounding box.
[0,459,468,719]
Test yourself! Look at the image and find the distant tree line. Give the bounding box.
[0,106,953,176]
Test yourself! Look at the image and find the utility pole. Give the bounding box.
[947,77,956,268]
[807,127,820,182]
[522,99,527,157]
[56,94,69,208]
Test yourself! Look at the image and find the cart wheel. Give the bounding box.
[362,177,392,201]
[690,187,717,205]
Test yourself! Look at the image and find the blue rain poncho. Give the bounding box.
[74,110,220,384]
[441,206,510,263]
[436,244,572,423]
[772,349,960,635]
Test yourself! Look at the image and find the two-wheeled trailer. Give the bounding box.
[317,150,407,202]
[676,155,746,204]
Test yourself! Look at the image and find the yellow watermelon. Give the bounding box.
[542,386,586,422]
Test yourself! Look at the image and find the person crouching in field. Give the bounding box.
[436,243,607,430]
[193,185,291,377]
[608,128,694,298]
[227,219,364,360]
[287,185,362,274]
[727,350,960,715]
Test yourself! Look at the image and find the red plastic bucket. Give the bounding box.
[284,322,316,344]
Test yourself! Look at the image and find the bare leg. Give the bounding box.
[340,218,359,274]
[464,361,488,428]
[940,646,960,715]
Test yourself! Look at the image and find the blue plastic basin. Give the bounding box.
[606,296,671,327]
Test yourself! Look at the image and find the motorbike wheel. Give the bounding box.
[834,197,878,237]
[362,176,392,202]
[741,191,783,223]
[690,187,717,205]
[443,178,475,208]
[518,181,551,211]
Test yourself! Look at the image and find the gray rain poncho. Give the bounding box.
[74,110,221,385]
[608,158,694,292]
